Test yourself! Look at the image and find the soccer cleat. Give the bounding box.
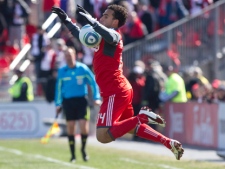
[138,106,166,127]
[81,149,89,161]
[170,139,184,160]
[70,157,76,163]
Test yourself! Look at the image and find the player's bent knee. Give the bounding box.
[96,128,113,143]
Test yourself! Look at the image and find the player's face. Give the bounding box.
[99,9,118,28]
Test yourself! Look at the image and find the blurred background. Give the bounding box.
[0,0,225,159]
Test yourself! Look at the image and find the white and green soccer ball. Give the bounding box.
[79,24,102,48]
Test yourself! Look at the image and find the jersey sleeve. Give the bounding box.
[92,22,120,45]
[64,21,81,40]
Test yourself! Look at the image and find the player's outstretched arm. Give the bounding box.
[51,6,80,39]
[79,11,120,45]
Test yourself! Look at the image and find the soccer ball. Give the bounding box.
[79,24,102,48]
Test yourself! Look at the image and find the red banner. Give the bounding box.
[164,102,218,148]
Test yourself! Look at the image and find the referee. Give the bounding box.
[55,47,101,162]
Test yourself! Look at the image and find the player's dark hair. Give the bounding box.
[107,4,128,28]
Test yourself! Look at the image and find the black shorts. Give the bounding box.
[62,97,90,121]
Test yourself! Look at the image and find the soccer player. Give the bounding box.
[52,4,184,160]
[55,47,101,162]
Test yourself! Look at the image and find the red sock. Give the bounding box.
[136,124,172,149]
[108,116,139,140]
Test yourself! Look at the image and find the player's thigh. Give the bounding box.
[118,102,134,120]
[96,89,133,127]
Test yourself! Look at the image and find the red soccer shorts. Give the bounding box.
[96,89,134,127]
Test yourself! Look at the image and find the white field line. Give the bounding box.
[0,146,97,169]
[120,157,183,169]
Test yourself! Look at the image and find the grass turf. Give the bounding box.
[0,138,224,169]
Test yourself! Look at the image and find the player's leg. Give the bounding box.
[96,89,149,143]
[78,100,90,161]
[96,89,166,143]
[135,123,184,160]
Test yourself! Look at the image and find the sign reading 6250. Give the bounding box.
[0,109,38,134]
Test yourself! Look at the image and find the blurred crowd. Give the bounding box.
[0,0,222,52]
[0,0,224,101]
[128,59,225,118]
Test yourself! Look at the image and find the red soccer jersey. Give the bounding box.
[93,30,132,97]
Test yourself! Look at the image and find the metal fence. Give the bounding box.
[122,1,225,80]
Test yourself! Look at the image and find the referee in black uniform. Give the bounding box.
[55,47,101,162]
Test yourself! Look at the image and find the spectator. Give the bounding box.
[60,0,76,19]
[191,83,208,103]
[142,60,167,131]
[189,0,212,16]
[160,65,187,103]
[0,11,7,52]
[149,0,161,30]
[45,69,57,103]
[30,26,50,79]
[8,69,34,102]
[212,80,225,102]
[7,0,31,50]
[122,11,148,44]
[128,65,146,117]
[76,0,107,26]
[182,68,199,100]
[183,66,209,100]
[127,65,145,141]
[137,1,153,34]
[158,0,189,28]
[55,38,67,69]
[142,60,167,112]
[192,66,209,85]
[39,41,56,96]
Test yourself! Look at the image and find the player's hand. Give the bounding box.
[94,100,102,106]
[56,106,62,116]
[52,6,71,22]
[79,12,97,26]
[77,5,91,16]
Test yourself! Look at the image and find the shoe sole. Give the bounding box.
[139,110,166,127]
[171,141,184,160]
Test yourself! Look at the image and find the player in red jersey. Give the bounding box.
[52,4,184,160]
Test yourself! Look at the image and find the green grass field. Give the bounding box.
[0,138,224,169]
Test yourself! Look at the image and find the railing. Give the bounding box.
[122,1,225,80]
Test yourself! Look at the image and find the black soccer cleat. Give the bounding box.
[81,149,89,161]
